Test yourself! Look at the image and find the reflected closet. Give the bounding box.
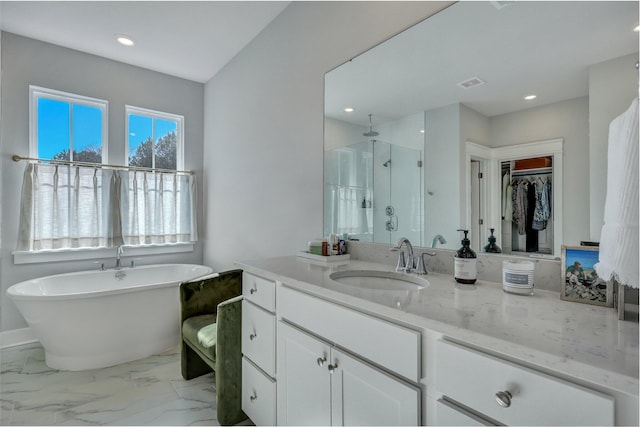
[501,157,554,254]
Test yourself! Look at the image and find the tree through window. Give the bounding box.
[126,106,183,170]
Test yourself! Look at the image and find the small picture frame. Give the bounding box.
[561,245,613,307]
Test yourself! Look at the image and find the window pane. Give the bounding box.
[155,119,177,170]
[72,104,103,163]
[128,114,153,168]
[38,98,70,160]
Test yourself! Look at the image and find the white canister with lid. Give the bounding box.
[502,260,534,295]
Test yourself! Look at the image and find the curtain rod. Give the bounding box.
[12,155,194,175]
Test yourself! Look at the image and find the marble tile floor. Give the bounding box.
[1,342,249,426]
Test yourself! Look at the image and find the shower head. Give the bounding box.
[383,159,391,167]
[363,114,379,137]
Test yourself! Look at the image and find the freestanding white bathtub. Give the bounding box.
[7,263,213,371]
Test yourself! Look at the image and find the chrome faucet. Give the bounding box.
[391,237,414,272]
[114,245,124,270]
[431,234,447,248]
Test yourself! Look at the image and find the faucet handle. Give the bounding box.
[415,252,436,275]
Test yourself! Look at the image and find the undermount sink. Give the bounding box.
[329,270,429,291]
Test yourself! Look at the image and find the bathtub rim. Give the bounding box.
[6,263,213,301]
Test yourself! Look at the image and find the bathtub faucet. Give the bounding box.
[115,245,124,270]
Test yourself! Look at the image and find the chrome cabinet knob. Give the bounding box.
[249,332,257,340]
[317,356,327,367]
[250,392,257,402]
[495,390,513,408]
[250,287,257,294]
[328,362,338,373]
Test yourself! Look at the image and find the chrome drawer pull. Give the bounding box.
[328,362,338,373]
[250,392,257,402]
[250,287,257,294]
[495,390,513,408]
[249,332,257,340]
[317,356,327,367]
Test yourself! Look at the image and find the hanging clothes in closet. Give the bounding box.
[510,174,552,252]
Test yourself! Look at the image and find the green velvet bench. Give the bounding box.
[180,269,247,425]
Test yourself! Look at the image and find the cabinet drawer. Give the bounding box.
[242,300,276,376]
[278,285,420,382]
[243,272,275,312]
[436,340,614,426]
[242,357,276,426]
[434,399,493,426]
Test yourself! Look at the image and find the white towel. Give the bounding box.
[595,98,639,289]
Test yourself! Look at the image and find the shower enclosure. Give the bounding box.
[324,139,423,246]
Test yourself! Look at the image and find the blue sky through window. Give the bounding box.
[37,98,103,159]
[128,115,177,151]
[128,114,152,158]
[72,104,102,153]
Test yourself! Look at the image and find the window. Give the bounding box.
[126,106,184,170]
[17,92,196,256]
[30,86,108,163]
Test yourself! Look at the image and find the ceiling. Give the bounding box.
[0,1,290,83]
[325,1,639,127]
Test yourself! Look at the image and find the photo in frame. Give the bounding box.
[561,245,613,307]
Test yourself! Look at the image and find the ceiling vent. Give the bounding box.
[457,77,486,90]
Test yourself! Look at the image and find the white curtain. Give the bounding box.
[119,170,197,245]
[17,163,197,251]
[334,186,371,236]
[16,163,117,250]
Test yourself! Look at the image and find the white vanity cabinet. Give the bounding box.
[434,339,615,426]
[277,285,422,426]
[241,272,277,426]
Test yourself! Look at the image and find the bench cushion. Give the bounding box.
[182,314,217,362]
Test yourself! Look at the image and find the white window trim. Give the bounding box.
[12,243,195,265]
[29,86,109,162]
[125,105,184,170]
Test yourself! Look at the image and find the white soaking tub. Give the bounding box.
[7,263,213,371]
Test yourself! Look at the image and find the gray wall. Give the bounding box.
[0,32,205,333]
[488,97,590,246]
[202,1,452,270]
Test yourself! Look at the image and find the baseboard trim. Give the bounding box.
[0,328,38,349]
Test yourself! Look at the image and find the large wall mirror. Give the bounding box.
[324,1,638,257]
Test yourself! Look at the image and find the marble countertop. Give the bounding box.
[236,256,639,396]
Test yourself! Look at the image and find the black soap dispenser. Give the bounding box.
[483,228,502,253]
[454,229,477,284]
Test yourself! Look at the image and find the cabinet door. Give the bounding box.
[277,321,332,426]
[331,348,421,426]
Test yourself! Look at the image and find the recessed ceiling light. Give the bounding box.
[419,129,425,134]
[344,107,354,113]
[115,34,135,46]
[524,95,537,100]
